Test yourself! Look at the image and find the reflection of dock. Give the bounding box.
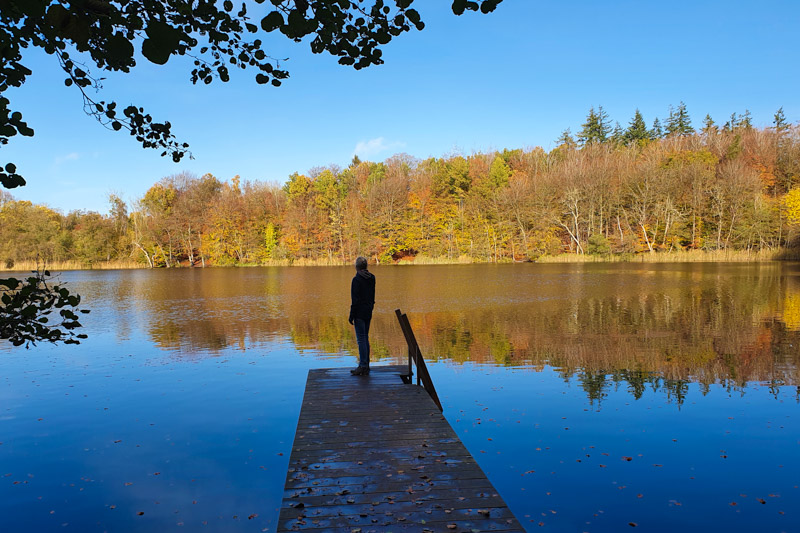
[277,366,524,532]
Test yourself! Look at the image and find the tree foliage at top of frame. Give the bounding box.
[0,0,502,189]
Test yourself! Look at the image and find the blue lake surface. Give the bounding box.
[1,264,798,532]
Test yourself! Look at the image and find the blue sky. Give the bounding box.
[5,0,799,213]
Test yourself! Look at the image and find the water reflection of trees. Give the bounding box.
[123,266,800,400]
[121,269,292,355]
[284,282,800,403]
[410,301,800,387]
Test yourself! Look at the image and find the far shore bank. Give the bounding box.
[2,248,798,273]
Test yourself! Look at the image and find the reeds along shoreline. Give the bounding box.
[0,259,143,273]
[1,248,797,272]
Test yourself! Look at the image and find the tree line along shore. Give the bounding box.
[2,107,800,270]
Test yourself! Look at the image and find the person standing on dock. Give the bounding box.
[349,256,375,376]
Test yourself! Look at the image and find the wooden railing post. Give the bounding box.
[395,309,443,412]
[394,308,415,381]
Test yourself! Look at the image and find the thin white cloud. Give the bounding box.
[353,137,405,159]
[54,152,80,165]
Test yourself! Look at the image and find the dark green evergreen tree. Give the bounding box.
[624,109,649,145]
[665,101,694,136]
[701,114,717,135]
[556,128,576,148]
[650,117,663,139]
[610,121,624,145]
[665,105,677,135]
[773,107,789,133]
[724,112,739,131]
[740,109,753,129]
[578,106,611,146]
[598,106,611,140]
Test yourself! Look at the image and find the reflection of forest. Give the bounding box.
[122,265,800,399]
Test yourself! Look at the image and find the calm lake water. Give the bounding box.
[1,263,799,532]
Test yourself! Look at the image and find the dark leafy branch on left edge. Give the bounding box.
[0,269,90,347]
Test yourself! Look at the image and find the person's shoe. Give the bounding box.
[350,366,370,376]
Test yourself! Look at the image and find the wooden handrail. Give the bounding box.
[394,309,417,384]
[395,309,443,412]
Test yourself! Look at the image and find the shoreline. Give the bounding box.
[2,248,797,272]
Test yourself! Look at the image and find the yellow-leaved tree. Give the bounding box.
[784,189,800,226]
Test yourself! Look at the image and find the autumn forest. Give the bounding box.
[2,105,800,269]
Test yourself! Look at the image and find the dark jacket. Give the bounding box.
[349,269,375,322]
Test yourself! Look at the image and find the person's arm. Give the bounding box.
[349,277,356,324]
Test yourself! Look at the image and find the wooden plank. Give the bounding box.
[277,366,524,533]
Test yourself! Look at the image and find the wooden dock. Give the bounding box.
[277,366,524,533]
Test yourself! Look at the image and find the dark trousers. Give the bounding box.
[354,317,371,368]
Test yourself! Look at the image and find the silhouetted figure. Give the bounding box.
[349,256,375,375]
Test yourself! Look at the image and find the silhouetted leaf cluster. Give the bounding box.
[0,268,89,347]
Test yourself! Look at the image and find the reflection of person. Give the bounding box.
[349,256,375,375]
